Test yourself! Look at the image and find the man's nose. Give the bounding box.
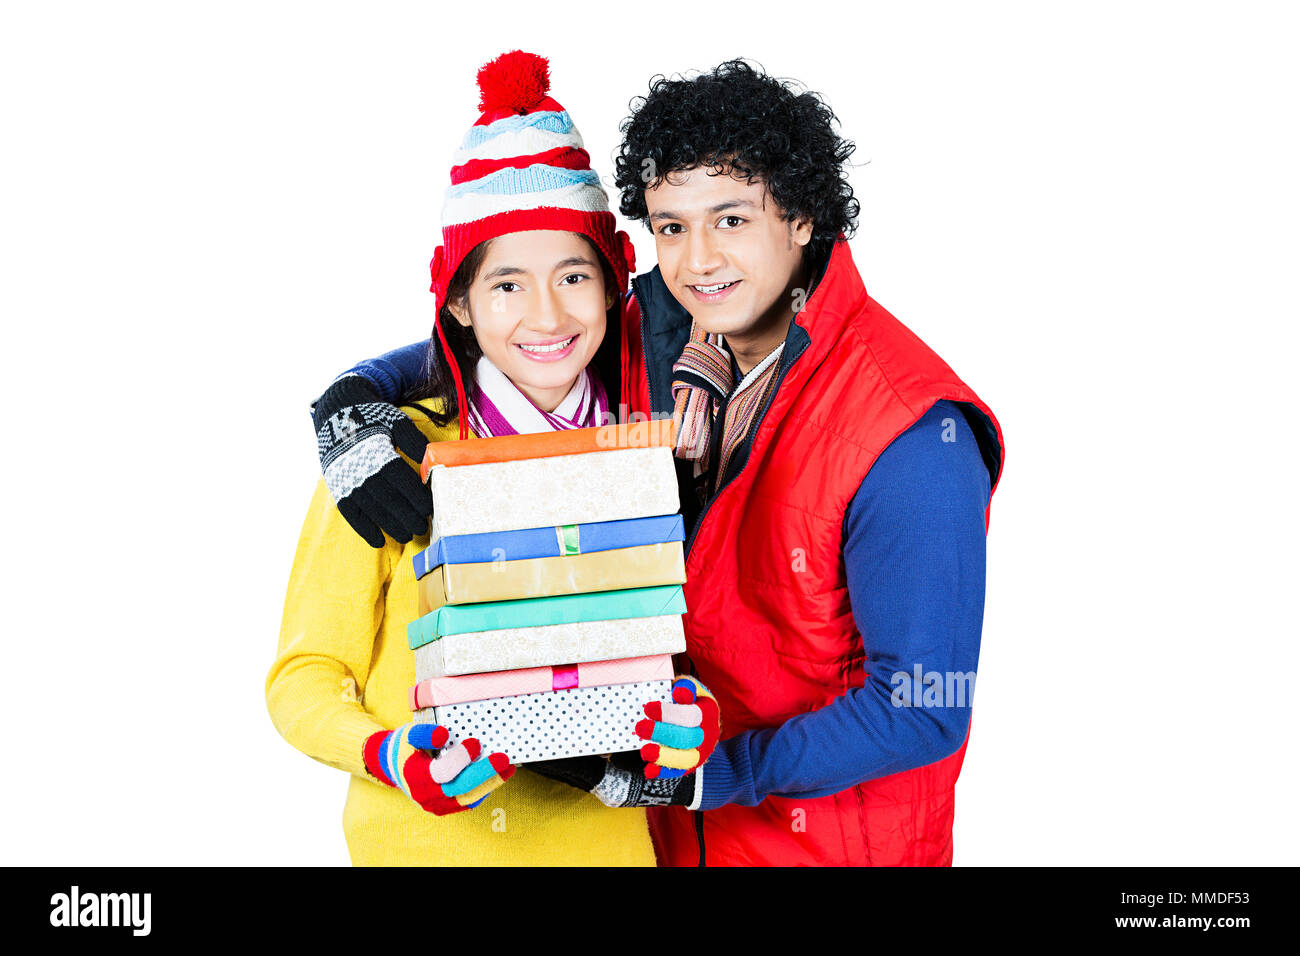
[686,227,723,276]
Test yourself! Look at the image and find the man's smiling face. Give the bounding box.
[646,165,813,365]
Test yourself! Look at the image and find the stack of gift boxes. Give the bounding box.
[405,420,688,764]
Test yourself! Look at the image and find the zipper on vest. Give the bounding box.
[634,281,705,538]
[682,335,810,558]
[694,809,707,867]
[640,288,654,423]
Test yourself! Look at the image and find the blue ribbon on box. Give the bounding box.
[412,514,685,580]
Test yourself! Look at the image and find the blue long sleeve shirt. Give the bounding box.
[341,341,430,403]
[696,399,990,808]
[344,342,991,810]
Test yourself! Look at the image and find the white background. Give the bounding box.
[2,1,1296,866]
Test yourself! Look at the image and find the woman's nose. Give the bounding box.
[526,287,566,333]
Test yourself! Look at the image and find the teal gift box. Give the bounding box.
[407,585,687,650]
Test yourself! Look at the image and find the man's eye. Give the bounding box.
[561,273,589,285]
[658,223,682,236]
[493,282,518,293]
[719,216,744,228]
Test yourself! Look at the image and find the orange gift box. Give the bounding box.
[419,419,677,482]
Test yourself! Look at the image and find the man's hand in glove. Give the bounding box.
[637,676,720,779]
[528,676,721,808]
[528,749,701,808]
[312,374,431,547]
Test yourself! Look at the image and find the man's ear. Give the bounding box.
[790,215,815,248]
[447,298,473,328]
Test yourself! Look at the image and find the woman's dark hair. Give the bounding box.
[613,59,859,265]
[402,235,623,425]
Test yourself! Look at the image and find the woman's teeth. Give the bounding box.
[693,281,737,294]
[518,336,576,353]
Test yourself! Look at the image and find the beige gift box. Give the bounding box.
[417,542,686,614]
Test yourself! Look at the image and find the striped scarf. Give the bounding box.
[466,356,608,438]
[671,324,784,489]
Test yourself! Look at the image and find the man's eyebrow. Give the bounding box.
[709,199,758,214]
[649,199,759,223]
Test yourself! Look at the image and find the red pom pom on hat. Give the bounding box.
[477,50,551,114]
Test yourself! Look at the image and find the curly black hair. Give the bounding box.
[613,59,859,264]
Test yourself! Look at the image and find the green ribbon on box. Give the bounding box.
[407,584,687,650]
[555,524,581,557]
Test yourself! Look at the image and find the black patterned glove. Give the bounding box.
[527,751,699,808]
[312,374,432,547]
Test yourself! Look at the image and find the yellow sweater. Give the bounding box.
[267,404,655,866]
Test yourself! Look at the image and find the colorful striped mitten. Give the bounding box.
[636,676,721,780]
[363,723,514,814]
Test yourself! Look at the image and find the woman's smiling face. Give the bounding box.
[449,230,609,412]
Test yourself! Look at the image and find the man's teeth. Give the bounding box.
[694,281,736,294]
[519,336,576,353]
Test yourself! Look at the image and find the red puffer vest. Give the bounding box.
[639,240,1004,866]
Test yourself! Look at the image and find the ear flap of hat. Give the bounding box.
[428,246,445,294]
[617,230,636,276]
[427,244,469,441]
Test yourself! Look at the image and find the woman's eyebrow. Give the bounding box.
[481,265,527,280]
[552,256,597,271]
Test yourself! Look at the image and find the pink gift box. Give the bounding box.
[410,654,674,709]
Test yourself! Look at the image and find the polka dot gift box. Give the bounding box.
[411,657,675,764]
[406,422,688,763]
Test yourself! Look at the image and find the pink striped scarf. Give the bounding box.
[465,356,609,438]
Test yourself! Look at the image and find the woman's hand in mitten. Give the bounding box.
[636,676,720,779]
[363,723,514,814]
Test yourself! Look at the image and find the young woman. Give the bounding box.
[266,53,706,866]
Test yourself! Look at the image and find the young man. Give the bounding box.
[310,60,1003,866]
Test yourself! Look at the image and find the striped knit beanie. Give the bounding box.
[430,51,636,439]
